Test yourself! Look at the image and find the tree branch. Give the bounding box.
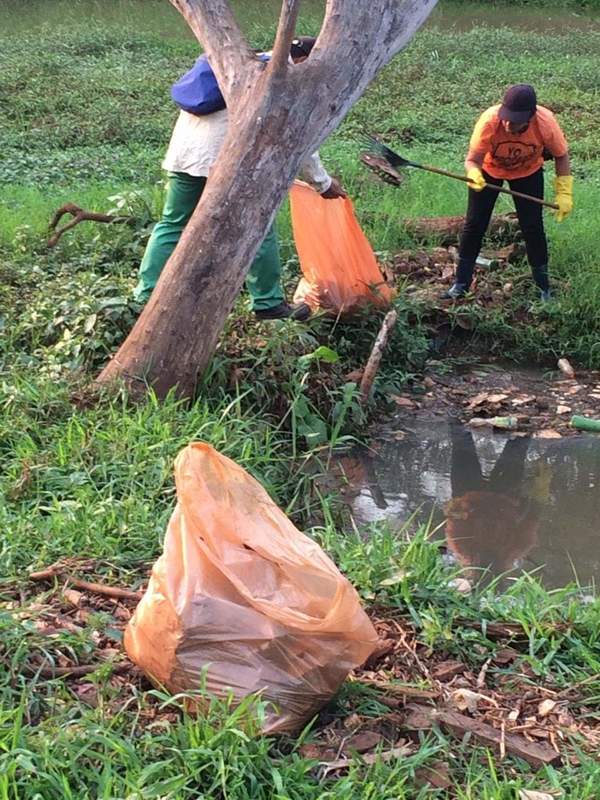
[168,0,255,99]
[359,310,398,404]
[47,203,133,248]
[269,0,302,74]
[29,565,144,601]
[320,0,436,57]
[21,661,133,679]
[296,0,438,155]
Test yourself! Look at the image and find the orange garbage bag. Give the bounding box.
[125,443,378,734]
[290,181,394,315]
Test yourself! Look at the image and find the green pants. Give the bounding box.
[134,171,284,310]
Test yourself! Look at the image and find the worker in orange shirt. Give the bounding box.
[444,424,549,580]
[445,84,573,302]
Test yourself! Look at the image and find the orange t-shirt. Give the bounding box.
[469,104,568,180]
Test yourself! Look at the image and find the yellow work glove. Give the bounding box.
[467,166,486,192]
[524,460,552,505]
[554,175,573,222]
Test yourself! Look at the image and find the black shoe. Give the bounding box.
[254,302,312,321]
[440,283,468,301]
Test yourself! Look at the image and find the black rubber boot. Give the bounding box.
[254,302,312,321]
[531,264,550,300]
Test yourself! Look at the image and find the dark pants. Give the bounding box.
[450,423,530,498]
[457,168,549,292]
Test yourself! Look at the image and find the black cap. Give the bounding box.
[290,36,316,59]
[498,84,537,124]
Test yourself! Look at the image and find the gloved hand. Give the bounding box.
[554,175,573,222]
[466,166,486,192]
[525,460,552,505]
[321,177,347,200]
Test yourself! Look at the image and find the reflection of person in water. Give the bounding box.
[445,424,547,576]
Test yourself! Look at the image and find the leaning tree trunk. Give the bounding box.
[98,0,438,399]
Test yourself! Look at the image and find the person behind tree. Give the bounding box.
[444,84,573,302]
[135,36,346,321]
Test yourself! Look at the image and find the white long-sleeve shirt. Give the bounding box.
[162,109,332,193]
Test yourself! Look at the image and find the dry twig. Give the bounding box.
[47,203,133,248]
[29,565,143,601]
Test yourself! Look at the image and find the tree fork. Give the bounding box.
[97,0,437,399]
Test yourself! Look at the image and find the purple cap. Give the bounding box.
[498,84,537,124]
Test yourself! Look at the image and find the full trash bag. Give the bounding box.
[125,443,378,733]
[290,181,394,315]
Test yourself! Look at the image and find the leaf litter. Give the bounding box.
[1,560,598,787]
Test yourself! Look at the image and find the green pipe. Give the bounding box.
[570,415,600,432]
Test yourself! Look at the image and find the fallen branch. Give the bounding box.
[404,213,519,246]
[457,619,530,642]
[435,709,562,769]
[47,203,133,248]
[64,577,143,602]
[360,678,439,700]
[29,566,143,601]
[359,309,398,404]
[458,618,568,644]
[402,706,562,769]
[22,661,132,679]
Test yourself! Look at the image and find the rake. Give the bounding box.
[362,134,559,210]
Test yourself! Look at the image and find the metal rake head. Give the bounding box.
[360,133,413,169]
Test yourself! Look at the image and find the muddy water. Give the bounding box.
[339,420,600,590]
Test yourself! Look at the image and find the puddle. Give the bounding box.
[338,419,600,591]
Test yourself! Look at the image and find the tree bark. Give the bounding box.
[98,0,438,399]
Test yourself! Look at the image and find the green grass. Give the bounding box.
[2,8,600,364]
[1,2,600,797]
[1,518,598,797]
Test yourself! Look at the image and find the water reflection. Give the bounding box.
[339,420,600,590]
[445,425,541,579]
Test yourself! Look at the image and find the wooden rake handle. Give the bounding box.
[419,164,559,210]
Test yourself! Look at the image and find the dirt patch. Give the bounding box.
[372,218,600,437]
[388,361,600,437]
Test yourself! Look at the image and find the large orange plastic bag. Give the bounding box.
[124,442,378,733]
[290,181,394,314]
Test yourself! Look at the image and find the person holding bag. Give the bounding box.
[135,37,346,321]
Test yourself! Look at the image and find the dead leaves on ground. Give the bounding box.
[2,563,598,787]
[395,366,600,437]
[299,610,598,784]
[1,559,143,695]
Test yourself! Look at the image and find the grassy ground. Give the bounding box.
[2,4,600,366]
[1,2,600,797]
